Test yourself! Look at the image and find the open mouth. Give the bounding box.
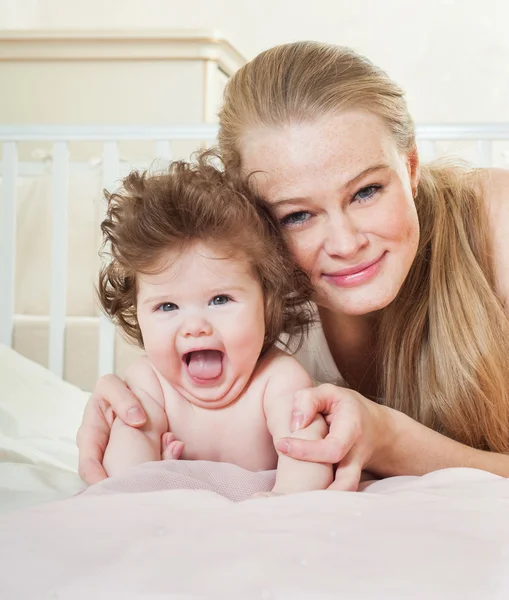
[183,349,224,382]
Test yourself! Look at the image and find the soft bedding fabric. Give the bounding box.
[0,345,86,512]
[1,463,509,599]
[2,344,509,598]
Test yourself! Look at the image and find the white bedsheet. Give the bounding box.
[0,345,86,513]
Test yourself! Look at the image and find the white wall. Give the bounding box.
[1,0,508,122]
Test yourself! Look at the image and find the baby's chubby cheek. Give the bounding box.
[142,335,178,371]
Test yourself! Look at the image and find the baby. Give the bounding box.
[98,154,333,494]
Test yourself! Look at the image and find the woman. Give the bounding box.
[77,41,509,491]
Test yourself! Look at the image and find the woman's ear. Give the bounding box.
[407,146,421,194]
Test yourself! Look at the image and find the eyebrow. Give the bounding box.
[141,295,174,306]
[272,163,390,206]
[141,285,250,305]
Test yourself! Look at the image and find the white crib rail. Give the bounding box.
[0,142,18,349]
[98,141,120,378]
[0,125,218,382]
[1,123,508,383]
[48,142,70,378]
[0,125,219,142]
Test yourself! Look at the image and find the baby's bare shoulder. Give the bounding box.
[124,356,164,406]
[259,348,313,394]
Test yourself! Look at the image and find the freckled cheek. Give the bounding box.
[378,201,419,245]
[284,233,318,275]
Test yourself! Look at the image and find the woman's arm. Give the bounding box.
[372,404,509,478]
[275,385,509,490]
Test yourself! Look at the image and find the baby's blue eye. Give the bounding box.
[210,295,230,306]
[158,302,178,312]
[280,211,311,227]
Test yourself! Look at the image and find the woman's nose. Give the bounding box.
[179,316,213,338]
[323,212,367,259]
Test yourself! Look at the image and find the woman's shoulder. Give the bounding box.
[481,167,509,205]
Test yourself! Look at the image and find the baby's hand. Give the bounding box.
[161,432,185,460]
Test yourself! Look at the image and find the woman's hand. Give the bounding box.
[275,383,509,485]
[76,374,183,484]
[274,384,388,491]
[77,375,147,484]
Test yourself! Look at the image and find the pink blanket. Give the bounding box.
[1,461,509,599]
[82,459,276,501]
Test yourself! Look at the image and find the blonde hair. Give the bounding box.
[218,41,509,452]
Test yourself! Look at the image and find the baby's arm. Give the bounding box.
[102,357,169,477]
[263,355,334,494]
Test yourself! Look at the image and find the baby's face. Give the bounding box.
[136,242,266,408]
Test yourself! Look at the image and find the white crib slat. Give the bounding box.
[476,140,493,167]
[0,142,18,347]
[48,142,70,378]
[98,141,119,377]
[155,140,173,161]
[417,139,437,163]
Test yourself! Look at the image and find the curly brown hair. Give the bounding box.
[98,152,313,356]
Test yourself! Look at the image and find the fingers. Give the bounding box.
[101,375,147,426]
[170,441,185,460]
[290,384,342,432]
[78,457,108,485]
[161,432,184,460]
[328,451,362,492]
[76,408,111,484]
[275,434,348,464]
[277,393,362,463]
[76,375,146,484]
[161,432,175,458]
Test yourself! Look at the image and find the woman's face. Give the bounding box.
[240,111,420,317]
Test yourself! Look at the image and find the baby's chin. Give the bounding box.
[175,376,250,410]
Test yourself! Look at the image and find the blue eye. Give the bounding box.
[280,211,311,227]
[157,302,178,312]
[210,295,231,306]
[355,185,381,203]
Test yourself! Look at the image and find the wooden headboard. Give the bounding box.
[0,29,246,126]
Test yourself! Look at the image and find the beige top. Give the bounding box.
[286,316,346,387]
[291,314,386,404]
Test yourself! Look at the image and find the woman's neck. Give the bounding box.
[318,305,381,398]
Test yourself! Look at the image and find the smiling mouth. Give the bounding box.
[322,252,386,287]
[184,349,224,381]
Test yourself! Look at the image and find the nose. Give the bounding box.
[323,211,367,259]
[179,315,213,338]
